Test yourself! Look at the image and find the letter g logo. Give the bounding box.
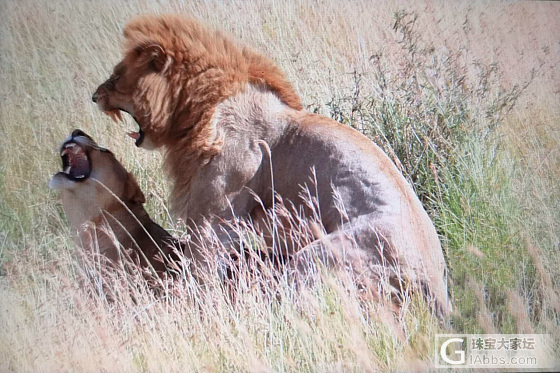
[440,338,466,365]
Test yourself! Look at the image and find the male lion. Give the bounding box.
[93,15,450,315]
[49,129,193,275]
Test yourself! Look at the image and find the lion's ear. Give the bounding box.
[138,43,170,72]
[124,172,146,205]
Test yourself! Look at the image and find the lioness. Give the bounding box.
[49,129,189,275]
[93,15,450,315]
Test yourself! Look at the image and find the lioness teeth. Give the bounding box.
[61,149,69,157]
[65,143,76,149]
[64,166,71,174]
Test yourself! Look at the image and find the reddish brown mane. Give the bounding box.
[121,15,302,198]
[123,15,302,111]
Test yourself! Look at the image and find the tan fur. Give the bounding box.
[49,131,190,275]
[94,15,450,315]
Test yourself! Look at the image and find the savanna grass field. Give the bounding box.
[1,0,559,371]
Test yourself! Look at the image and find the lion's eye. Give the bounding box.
[107,75,120,90]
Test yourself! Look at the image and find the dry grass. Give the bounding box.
[1,0,559,371]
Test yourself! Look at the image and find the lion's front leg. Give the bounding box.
[179,136,266,227]
[177,142,267,280]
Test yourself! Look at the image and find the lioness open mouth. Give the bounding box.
[60,141,90,181]
[104,109,145,147]
[54,129,109,183]
[58,133,93,182]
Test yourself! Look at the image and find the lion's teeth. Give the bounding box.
[105,111,115,122]
[75,175,85,179]
[65,143,76,149]
[64,166,71,174]
[61,149,69,156]
[103,110,124,123]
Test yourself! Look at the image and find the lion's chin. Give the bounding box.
[49,172,77,190]
[103,109,147,147]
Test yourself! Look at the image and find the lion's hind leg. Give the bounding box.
[288,223,436,316]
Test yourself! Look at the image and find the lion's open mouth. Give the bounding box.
[60,141,91,181]
[104,109,145,147]
[56,130,100,182]
[50,130,112,189]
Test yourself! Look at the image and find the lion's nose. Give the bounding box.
[92,92,98,103]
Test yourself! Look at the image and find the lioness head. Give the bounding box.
[49,129,145,230]
[50,130,187,274]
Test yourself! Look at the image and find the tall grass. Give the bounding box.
[1,0,559,371]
